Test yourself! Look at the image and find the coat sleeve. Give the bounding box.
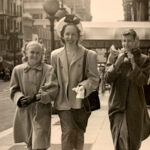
[79,50,100,97]
[51,51,57,74]
[39,66,58,104]
[127,56,150,86]
[105,64,121,84]
[10,67,24,105]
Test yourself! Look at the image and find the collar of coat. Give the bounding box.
[55,45,87,73]
[24,62,43,72]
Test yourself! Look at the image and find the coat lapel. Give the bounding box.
[59,47,69,74]
[70,46,85,67]
[59,46,85,73]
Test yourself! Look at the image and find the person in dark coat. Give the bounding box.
[144,49,150,106]
[105,29,150,150]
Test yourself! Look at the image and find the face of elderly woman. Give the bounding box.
[26,43,42,66]
[63,24,79,45]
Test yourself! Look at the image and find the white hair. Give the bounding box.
[22,41,43,63]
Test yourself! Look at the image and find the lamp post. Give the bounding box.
[43,0,59,51]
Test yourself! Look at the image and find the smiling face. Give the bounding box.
[62,24,80,45]
[26,42,43,66]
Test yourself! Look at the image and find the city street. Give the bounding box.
[0,80,150,150]
[1,0,150,149]
[0,80,16,132]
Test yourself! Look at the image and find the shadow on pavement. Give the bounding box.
[8,144,27,150]
[8,144,92,150]
[51,144,92,150]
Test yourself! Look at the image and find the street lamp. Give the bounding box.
[43,0,59,51]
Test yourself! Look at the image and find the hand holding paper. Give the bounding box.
[72,86,85,99]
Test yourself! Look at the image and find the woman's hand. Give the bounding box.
[72,85,85,99]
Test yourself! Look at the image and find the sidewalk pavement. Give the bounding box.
[0,91,150,150]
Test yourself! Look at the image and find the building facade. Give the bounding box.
[22,13,33,42]
[63,0,92,21]
[23,0,56,50]
[0,0,23,65]
[122,0,149,21]
[23,0,92,50]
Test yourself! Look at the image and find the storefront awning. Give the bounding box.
[82,21,150,40]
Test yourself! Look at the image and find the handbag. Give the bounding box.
[82,50,100,113]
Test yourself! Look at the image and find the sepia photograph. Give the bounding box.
[0,0,150,150]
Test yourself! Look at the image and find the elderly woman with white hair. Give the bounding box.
[10,41,58,150]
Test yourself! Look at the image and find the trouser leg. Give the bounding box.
[74,132,84,150]
[71,108,90,150]
[58,108,90,150]
[118,113,128,150]
[58,110,76,150]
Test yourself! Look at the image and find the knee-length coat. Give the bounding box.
[105,52,150,150]
[10,63,58,149]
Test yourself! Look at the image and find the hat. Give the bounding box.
[55,14,84,38]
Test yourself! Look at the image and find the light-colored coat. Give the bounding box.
[10,63,58,149]
[51,45,99,110]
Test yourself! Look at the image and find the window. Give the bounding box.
[20,21,22,32]
[0,0,3,11]
[14,3,16,16]
[20,5,22,16]
[0,19,4,35]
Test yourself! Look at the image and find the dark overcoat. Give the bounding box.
[105,52,150,150]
